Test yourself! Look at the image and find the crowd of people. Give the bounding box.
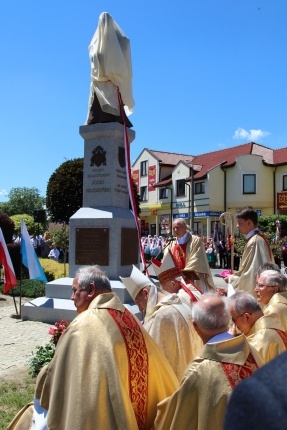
[12,231,65,262]
[141,232,229,270]
[8,207,287,429]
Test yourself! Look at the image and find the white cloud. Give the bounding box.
[0,189,8,196]
[233,128,270,141]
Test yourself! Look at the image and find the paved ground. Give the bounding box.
[0,269,227,383]
[0,296,51,383]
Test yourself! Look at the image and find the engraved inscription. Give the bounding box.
[76,228,109,266]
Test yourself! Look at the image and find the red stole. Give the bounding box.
[173,243,187,269]
[179,281,198,303]
[221,353,259,389]
[107,308,148,430]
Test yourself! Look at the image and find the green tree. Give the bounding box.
[0,187,45,217]
[10,214,38,236]
[49,224,69,276]
[46,158,83,223]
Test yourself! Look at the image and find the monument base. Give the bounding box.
[21,277,143,324]
[69,206,139,279]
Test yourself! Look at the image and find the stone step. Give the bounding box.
[21,279,142,324]
[45,277,133,304]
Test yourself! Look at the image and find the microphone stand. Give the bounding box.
[142,236,175,274]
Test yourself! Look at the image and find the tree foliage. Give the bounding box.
[0,211,14,243]
[234,215,287,259]
[49,223,70,276]
[0,187,45,217]
[10,214,38,236]
[46,158,83,223]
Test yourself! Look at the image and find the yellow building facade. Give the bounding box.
[132,143,287,237]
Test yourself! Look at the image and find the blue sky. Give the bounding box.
[1,0,286,202]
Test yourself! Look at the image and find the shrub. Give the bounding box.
[28,343,55,377]
[0,280,46,298]
[28,320,69,377]
[40,258,69,281]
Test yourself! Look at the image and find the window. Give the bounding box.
[243,174,256,194]
[140,186,147,201]
[194,182,205,194]
[140,161,148,176]
[283,175,287,191]
[176,179,186,197]
[159,188,168,199]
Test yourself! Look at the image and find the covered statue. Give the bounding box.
[86,12,135,127]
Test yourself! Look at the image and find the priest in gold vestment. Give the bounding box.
[225,207,274,296]
[8,266,179,430]
[229,290,287,364]
[153,295,262,430]
[167,218,215,292]
[255,269,287,331]
[121,265,202,380]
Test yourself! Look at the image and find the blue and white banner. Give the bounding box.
[20,219,47,282]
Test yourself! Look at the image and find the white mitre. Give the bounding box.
[120,265,154,301]
[151,250,182,285]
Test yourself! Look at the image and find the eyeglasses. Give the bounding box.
[231,312,252,324]
[256,283,276,289]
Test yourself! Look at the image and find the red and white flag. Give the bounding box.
[0,228,18,294]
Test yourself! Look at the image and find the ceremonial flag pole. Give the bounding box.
[0,227,18,314]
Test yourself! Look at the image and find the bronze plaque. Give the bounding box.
[75,228,109,266]
[121,228,138,265]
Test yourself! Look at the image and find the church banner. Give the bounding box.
[277,192,287,210]
[132,169,139,192]
[148,165,156,191]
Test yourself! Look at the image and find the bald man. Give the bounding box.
[154,295,262,430]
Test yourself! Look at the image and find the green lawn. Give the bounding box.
[0,377,35,430]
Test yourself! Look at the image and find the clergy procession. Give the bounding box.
[4,10,287,430]
[7,206,287,430]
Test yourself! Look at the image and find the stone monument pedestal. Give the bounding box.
[22,122,141,323]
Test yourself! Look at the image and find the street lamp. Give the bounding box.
[185,170,194,231]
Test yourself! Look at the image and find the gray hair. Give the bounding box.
[191,294,230,330]
[256,263,280,276]
[76,265,112,292]
[259,270,287,292]
[173,218,187,227]
[228,291,261,314]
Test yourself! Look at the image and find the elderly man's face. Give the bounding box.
[71,275,90,314]
[229,304,252,335]
[255,274,278,305]
[172,221,187,238]
[135,288,149,312]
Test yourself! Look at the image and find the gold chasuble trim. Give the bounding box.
[221,353,259,389]
[107,308,149,430]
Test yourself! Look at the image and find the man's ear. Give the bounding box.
[143,287,150,299]
[87,282,96,297]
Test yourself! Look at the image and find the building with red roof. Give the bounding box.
[132,143,287,237]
